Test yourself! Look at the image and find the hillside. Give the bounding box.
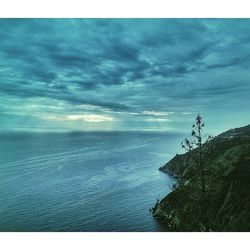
[152,124,250,231]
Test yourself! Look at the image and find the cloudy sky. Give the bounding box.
[0,19,250,133]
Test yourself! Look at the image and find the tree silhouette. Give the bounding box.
[181,114,212,231]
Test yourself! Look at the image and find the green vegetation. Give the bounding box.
[152,119,250,232]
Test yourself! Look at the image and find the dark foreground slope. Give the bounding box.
[152,125,250,231]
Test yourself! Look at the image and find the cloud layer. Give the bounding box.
[1,19,250,133]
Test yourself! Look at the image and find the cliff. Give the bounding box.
[152,124,250,231]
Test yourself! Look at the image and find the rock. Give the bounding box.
[152,124,250,231]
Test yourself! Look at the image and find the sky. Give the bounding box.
[0,19,250,134]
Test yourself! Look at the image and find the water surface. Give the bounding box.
[0,131,183,231]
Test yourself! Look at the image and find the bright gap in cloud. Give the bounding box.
[66,114,114,122]
[142,111,174,116]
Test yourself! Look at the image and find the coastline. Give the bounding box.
[151,124,250,232]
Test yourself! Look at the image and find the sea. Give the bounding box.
[0,131,184,232]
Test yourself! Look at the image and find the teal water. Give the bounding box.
[0,131,183,231]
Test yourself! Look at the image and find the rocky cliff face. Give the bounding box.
[152,124,250,231]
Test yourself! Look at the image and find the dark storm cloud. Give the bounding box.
[1,19,250,131]
[206,55,250,70]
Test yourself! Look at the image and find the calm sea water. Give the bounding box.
[0,131,183,232]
